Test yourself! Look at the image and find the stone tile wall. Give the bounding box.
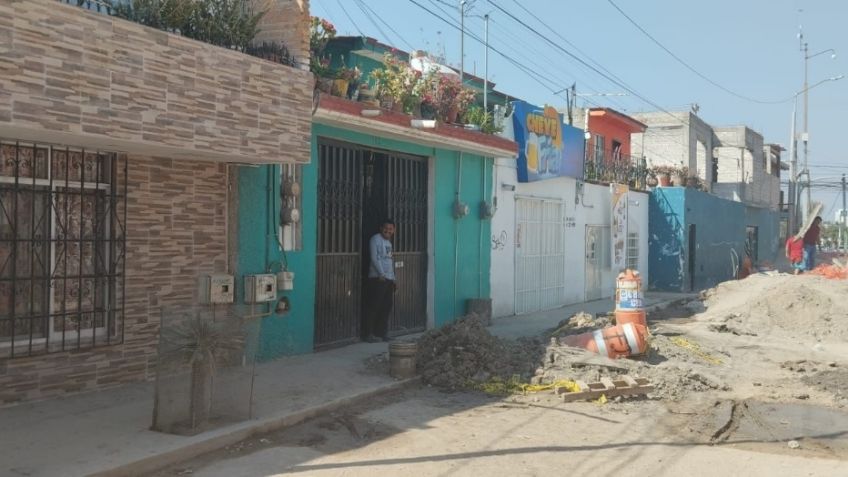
[0,0,312,164]
[0,154,228,405]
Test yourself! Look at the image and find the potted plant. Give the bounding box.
[370,53,420,113]
[332,65,360,98]
[461,106,503,134]
[428,74,476,123]
[650,165,675,186]
[671,165,686,186]
[309,16,336,88]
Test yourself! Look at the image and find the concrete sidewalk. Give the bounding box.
[0,292,689,477]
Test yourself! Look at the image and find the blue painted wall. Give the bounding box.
[649,187,780,292]
[239,122,494,359]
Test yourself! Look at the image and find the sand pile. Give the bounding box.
[415,315,544,389]
[702,275,848,341]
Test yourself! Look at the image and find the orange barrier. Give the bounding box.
[615,270,647,327]
[561,323,650,359]
[615,309,647,328]
[809,264,848,280]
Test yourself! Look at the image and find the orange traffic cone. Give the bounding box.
[561,323,650,359]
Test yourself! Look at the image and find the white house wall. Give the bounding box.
[489,163,650,317]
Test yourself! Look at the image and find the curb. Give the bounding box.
[89,376,422,477]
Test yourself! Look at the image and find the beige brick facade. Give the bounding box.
[0,0,312,404]
[0,0,312,164]
[0,154,229,405]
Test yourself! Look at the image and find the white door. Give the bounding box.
[585,225,610,301]
[515,198,566,314]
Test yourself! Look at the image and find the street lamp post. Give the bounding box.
[798,29,836,223]
[788,75,843,235]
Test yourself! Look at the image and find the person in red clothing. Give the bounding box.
[785,234,804,274]
[802,216,822,271]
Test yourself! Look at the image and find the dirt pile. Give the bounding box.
[549,312,610,337]
[702,275,848,342]
[415,315,544,389]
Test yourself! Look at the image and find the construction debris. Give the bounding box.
[556,375,654,402]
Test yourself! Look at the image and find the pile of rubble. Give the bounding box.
[415,314,543,390]
[414,311,728,401]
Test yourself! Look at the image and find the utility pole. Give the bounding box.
[842,174,847,251]
[788,94,798,235]
[483,13,488,111]
[459,0,466,86]
[802,39,810,225]
[798,28,837,224]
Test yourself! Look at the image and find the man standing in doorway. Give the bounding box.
[802,216,822,272]
[364,219,396,343]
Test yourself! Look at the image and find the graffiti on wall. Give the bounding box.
[491,230,508,251]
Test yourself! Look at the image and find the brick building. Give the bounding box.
[0,0,312,404]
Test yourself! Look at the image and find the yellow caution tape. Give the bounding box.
[670,337,723,365]
[472,377,580,396]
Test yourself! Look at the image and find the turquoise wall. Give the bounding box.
[313,123,492,327]
[238,123,494,358]
[649,187,781,292]
[236,162,317,360]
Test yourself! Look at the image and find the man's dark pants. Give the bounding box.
[363,278,394,339]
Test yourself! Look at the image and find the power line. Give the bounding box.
[509,0,641,111]
[605,0,793,106]
[416,0,686,165]
[488,0,693,131]
[335,0,365,36]
[353,0,416,51]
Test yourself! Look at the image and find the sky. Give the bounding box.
[311,0,848,221]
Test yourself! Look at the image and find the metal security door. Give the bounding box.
[585,225,605,301]
[514,198,565,314]
[385,154,428,335]
[315,142,364,348]
[316,140,428,347]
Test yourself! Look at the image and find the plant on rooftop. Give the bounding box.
[108,0,266,50]
[461,106,503,134]
[370,53,421,113]
[309,16,336,77]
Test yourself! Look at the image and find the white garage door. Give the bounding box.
[514,198,566,314]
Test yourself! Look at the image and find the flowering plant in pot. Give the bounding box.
[370,54,420,112]
[650,165,676,186]
[309,16,336,91]
[427,75,476,123]
[332,65,361,98]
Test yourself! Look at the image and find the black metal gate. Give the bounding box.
[315,140,427,348]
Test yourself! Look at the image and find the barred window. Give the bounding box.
[0,142,126,358]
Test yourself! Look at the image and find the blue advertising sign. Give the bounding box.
[512,101,585,182]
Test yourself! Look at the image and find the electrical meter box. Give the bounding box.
[277,271,294,291]
[244,274,277,303]
[198,274,234,304]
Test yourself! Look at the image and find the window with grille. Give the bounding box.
[626,232,639,271]
[0,142,126,358]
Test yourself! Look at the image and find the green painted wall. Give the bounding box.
[236,162,317,360]
[238,123,494,358]
[312,124,493,328]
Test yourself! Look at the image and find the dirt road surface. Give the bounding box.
[152,274,848,477]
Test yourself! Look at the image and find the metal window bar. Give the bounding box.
[0,141,126,358]
[584,148,648,190]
